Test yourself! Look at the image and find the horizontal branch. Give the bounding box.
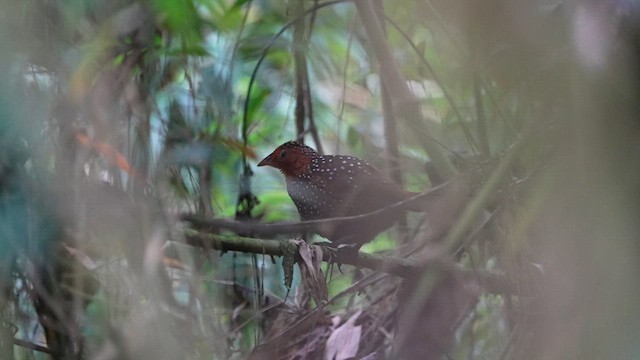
[181,176,473,237]
[184,232,420,277]
[183,232,517,295]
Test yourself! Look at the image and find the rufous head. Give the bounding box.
[258,141,318,177]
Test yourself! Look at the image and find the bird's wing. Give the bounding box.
[312,156,409,216]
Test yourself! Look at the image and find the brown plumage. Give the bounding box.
[258,141,421,247]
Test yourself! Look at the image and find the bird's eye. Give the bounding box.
[280,150,287,158]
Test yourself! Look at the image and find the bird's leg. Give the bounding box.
[332,243,363,274]
[319,243,351,274]
[321,243,338,261]
[335,242,361,262]
[321,245,343,273]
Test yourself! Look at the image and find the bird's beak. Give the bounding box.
[257,153,274,167]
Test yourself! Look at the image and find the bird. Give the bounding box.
[257,141,423,248]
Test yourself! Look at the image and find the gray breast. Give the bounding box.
[286,178,336,220]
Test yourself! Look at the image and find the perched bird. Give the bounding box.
[258,141,423,247]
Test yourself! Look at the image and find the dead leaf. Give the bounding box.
[324,310,362,360]
[296,240,328,304]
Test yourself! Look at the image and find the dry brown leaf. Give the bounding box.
[297,240,318,282]
[324,310,362,360]
[295,240,328,303]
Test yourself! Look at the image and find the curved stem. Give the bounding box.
[242,0,350,142]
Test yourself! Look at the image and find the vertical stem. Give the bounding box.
[336,14,356,154]
[374,0,408,243]
[303,63,324,154]
[355,0,457,180]
[293,0,306,143]
[474,73,489,156]
[292,0,323,153]
[472,39,490,156]
[293,23,306,142]
[198,165,214,217]
[374,0,402,186]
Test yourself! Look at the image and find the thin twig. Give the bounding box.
[182,175,469,237]
[13,338,52,354]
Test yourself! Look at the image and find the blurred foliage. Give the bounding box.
[0,0,639,359]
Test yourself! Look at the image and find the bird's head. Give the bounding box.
[258,141,317,177]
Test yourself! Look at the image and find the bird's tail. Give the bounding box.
[400,175,475,214]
